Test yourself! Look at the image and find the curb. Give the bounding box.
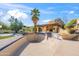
[0,37,23,51]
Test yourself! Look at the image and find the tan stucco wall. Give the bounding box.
[36,24,62,33]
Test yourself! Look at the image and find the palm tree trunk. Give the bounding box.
[34,24,37,33]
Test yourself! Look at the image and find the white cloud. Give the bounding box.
[69,11,75,14]
[38,19,52,25]
[0,3,55,26]
[42,19,51,23]
[7,9,28,19]
[0,12,3,16]
[60,10,68,13]
[0,3,33,14]
[40,10,54,14]
[47,7,54,10]
[0,4,32,26]
[9,4,53,14]
[0,9,29,26]
[1,15,11,25]
[0,3,32,10]
[0,3,54,15]
[73,6,79,10]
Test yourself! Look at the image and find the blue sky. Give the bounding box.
[0,3,79,26]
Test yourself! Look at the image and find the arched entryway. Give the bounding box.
[49,29,53,32]
[38,27,42,32]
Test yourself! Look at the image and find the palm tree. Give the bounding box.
[31,8,40,33]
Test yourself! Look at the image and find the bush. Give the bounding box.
[67,29,75,34]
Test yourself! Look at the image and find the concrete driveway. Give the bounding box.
[20,33,79,56]
[20,34,61,56]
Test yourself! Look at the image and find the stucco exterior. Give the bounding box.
[36,21,63,33]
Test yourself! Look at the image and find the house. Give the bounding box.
[64,18,79,33]
[75,19,79,33]
[36,19,64,33]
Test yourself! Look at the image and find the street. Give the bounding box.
[0,34,23,50]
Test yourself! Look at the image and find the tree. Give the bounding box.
[0,21,9,30]
[31,8,40,33]
[64,19,77,33]
[65,19,76,27]
[55,18,64,28]
[9,16,23,33]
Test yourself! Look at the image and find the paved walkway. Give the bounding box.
[0,34,23,50]
[20,34,79,56]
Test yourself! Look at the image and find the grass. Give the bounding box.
[0,36,13,40]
